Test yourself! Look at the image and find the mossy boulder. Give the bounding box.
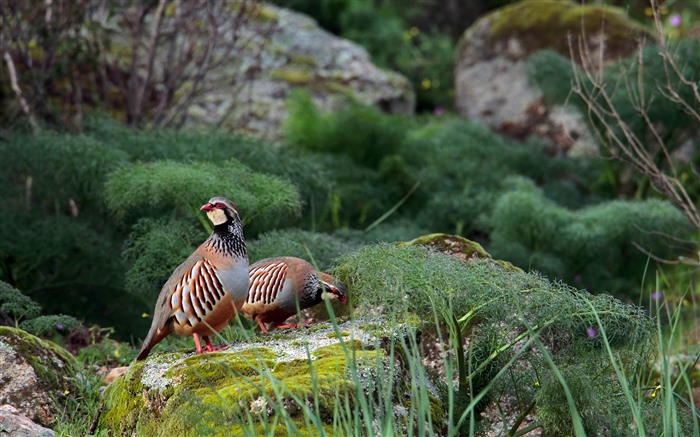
[0,327,78,427]
[454,0,651,156]
[398,233,521,272]
[102,2,414,139]
[98,317,439,436]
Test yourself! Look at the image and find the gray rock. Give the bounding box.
[454,0,648,156]
[97,317,442,436]
[0,327,78,428]
[0,404,54,437]
[102,3,414,139]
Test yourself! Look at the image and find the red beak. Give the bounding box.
[200,203,213,211]
[338,295,348,305]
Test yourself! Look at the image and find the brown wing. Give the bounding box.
[137,257,227,360]
[169,259,227,327]
[247,260,288,305]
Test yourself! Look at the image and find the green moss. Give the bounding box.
[398,233,491,258]
[459,0,651,60]
[98,342,384,436]
[269,68,315,85]
[397,233,524,273]
[289,54,316,67]
[98,361,148,435]
[326,331,350,338]
[0,327,77,390]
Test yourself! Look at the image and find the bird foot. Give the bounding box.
[202,344,229,353]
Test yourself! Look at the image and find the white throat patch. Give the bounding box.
[207,209,228,226]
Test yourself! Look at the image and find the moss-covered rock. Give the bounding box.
[454,0,650,156]
[98,317,438,436]
[457,0,650,62]
[101,3,414,139]
[0,327,78,427]
[398,233,521,272]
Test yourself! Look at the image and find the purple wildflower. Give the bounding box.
[586,327,597,339]
[56,323,64,330]
[651,291,663,301]
[434,106,445,116]
[669,15,681,27]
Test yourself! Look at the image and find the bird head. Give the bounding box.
[200,197,239,226]
[320,273,348,305]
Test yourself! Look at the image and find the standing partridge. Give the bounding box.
[136,197,249,360]
[240,256,348,333]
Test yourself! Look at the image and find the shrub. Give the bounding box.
[122,217,207,298]
[333,243,666,434]
[104,159,301,234]
[488,181,693,296]
[399,119,601,234]
[285,90,411,169]
[248,229,360,270]
[0,281,41,324]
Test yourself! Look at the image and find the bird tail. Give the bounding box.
[136,321,170,361]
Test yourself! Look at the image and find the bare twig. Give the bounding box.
[568,0,699,264]
[3,50,38,130]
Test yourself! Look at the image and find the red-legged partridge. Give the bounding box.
[240,256,347,333]
[136,197,249,360]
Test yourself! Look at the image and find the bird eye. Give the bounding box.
[215,203,226,209]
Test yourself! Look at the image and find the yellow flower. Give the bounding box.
[409,26,420,37]
[142,312,150,318]
[651,383,661,398]
[421,79,432,90]
[534,380,540,387]
[64,389,70,395]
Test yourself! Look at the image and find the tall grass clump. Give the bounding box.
[332,243,695,435]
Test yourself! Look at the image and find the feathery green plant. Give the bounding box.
[488,180,693,295]
[104,159,301,233]
[0,281,82,337]
[0,280,41,325]
[334,243,659,434]
[248,229,360,270]
[121,217,207,298]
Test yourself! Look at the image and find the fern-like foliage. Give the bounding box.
[20,314,82,337]
[285,90,412,169]
[333,243,671,435]
[1,130,129,216]
[400,119,601,234]
[248,229,360,271]
[0,281,41,324]
[122,217,207,297]
[488,180,693,295]
[104,159,301,233]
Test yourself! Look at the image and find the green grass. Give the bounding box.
[49,261,698,436]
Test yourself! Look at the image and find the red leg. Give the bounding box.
[203,336,228,352]
[193,333,204,354]
[256,318,269,333]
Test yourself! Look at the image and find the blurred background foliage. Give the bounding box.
[0,0,698,345]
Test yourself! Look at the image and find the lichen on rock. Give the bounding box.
[98,317,437,436]
[454,0,650,156]
[0,327,78,427]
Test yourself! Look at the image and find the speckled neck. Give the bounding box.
[206,218,247,259]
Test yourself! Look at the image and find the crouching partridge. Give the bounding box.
[241,257,347,333]
[136,197,249,360]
